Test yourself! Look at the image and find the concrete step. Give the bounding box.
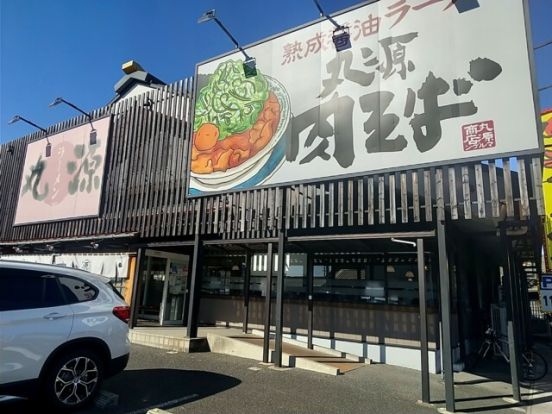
[251,329,371,364]
[207,333,368,376]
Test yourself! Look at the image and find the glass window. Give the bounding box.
[386,264,419,306]
[0,268,66,311]
[58,276,98,303]
[202,255,245,296]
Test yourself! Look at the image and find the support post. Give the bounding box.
[274,231,286,367]
[186,232,204,338]
[417,238,430,404]
[128,248,143,329]
[243,252,252,333]
[437,219,455,413]
[263,243,274,363]
[500,224,521,402]
[307,253,314,349]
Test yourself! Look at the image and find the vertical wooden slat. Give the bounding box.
[200,194,208,235]
[293,186,299,229]
[177,78,193,236]
[137,90,156,235]
[367,177,374,225]
[338,181,344,227]
[347,179,354,226]
[435,168,445,221]
[226,194,233,235]
[219,194,227,235]
[302,184,308,229]
[461,166,472,220]
[474,164,486,218]
[502,159,514,217]
[129,94,149,233]
[240,191,246,234]
[448,167,458,220]
[310,185,316,229]
[143,88,163,236]
[412,171,420,223]
[171,80,186,236]
[328,182,335,227]
[233,192,240,236]
[319,184,325,228]
[122,95,144,232]
[532,157,545,216]
[273,187,280,235]
[161,82,180,236]
[518,159,530,218]
[213,195,220,235]
[389,174,396,224]
[152,86,172,237]
[424,170,432,222]
[378,176,385,224]
[357,178,364,226]
[285,187,291,230]
[206,197,213,234]
[488,161,500,217]
[400,173,408,223]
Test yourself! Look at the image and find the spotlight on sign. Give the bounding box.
[312,0,351,52]
[198,9,257,78]
[332,27,351,52]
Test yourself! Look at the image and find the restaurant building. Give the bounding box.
[0,1,546,410]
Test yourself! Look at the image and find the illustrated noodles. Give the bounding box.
[192,60,281,174]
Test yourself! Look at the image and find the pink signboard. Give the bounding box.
[14,116,111,225]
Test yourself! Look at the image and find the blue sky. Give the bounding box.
[1,0,551,143]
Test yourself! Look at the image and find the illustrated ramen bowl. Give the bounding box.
[190,61,291,192]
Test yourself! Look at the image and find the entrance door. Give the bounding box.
[160,257,189,325]
[137,256,166,321]
[137,250,190,326]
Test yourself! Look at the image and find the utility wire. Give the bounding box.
[535,39,552,51]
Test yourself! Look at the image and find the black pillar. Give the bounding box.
[263,243,274,363]
[128,248,143,329]
[243,252,252,333]
[500,224,521,402]
[307,253,314,349]
[437,219,455,412]
[274,231,286,367]
[186,232,204,338]
[417,238,430,404]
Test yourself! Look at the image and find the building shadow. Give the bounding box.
[1,368,241,414]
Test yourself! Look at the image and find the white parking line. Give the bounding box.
[121,394,199,414]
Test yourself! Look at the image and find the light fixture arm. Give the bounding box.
[50,97,92,123]
[198,10,252,62]
[312,0,345,30]
[212,17,252,61]
[9,115,48,134]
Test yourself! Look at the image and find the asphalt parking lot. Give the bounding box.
[3,343,551,414]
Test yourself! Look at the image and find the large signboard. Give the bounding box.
[541,109,552,270]
[14,116,111,225]
[188,0,540,196]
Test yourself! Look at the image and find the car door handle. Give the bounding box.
[43,312,66,320]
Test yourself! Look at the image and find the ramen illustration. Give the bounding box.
[191,60,290,191]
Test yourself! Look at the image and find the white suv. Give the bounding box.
[0,260,130,410]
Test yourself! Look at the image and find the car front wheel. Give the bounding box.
[43,349,103,410]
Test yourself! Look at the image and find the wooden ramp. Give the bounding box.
[206,333,369,376]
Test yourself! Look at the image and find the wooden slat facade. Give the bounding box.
[0,79,545,246]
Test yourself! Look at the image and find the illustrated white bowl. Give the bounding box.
[191,76,290,189]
